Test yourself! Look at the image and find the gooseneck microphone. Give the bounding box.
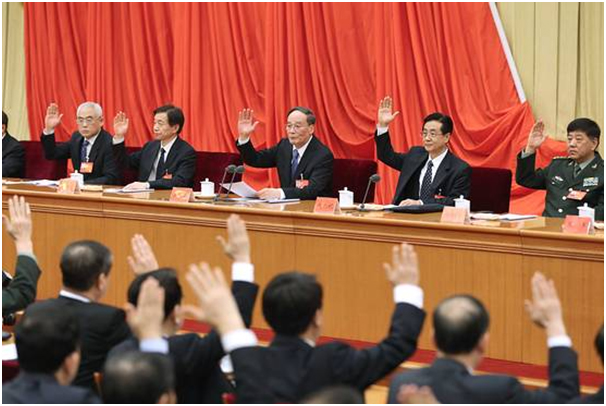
[214,164,236,202]
[224,165,245,199]
[359,174,381,211]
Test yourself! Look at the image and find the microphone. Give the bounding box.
[224,165,245,199]
[359,174,381,211]
[214,164,236,202]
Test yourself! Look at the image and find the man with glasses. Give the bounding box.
[41,102,120,185]
[235,107,334,200]
[374,96,471,206]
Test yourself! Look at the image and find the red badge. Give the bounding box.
[566,190,587,201]
[296,179,310,189]
[162,173,173,180]
[80,162,94,173]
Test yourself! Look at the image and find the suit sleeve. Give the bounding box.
[236,140,280,168]
[230,347,277,404]
[40,132,72,160]
[148,147,197,189]
[85,143,120,185]
[330,303,426,390]
[282,152,334,199]
[430,164,472,206]
[107,309,133,348]
[375,130,406,170]
[112,141,141,178]
[232,281,259,327]
[507,347,579,403]
[516,151,549,190]
[595,186,603,221]
[2,255,42,316]
[2,141,25,178]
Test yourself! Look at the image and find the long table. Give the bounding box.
[2,183,603,373]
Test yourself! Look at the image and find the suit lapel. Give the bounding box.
[143,141,162,179]
[293,137,318,181]
[163,137,181,171]
[393,149,427,203]
[87,131,104,164]
[430,151,453,193]
[278,140,293,187]
[72,134,84,169]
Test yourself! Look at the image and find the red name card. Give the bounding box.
[57,178,79,195]
[169,187,194,203]
[562,215,591,235]
[440,206,469,225]
[313,197,341,214]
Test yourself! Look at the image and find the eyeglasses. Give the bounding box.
[420,131,443,140]
[285,123,308,132]
[76,117,98,125]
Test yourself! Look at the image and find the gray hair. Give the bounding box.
[77,102,103,118]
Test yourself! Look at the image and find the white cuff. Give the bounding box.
[42,129,54,136]
[393,284,423,309]
[112,137,125,145]
[140,338,169,354]
[547,335,572,348]
[221,329,258,353]
[232,262,254,282]
[521,150,534,158]
[376,126,389,136]
[220,355,234,374]
[279,189,286,199]
[238,137,251,145]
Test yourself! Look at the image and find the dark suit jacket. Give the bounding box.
[387,347,580,403]
[107,280,259,403]
[2,255,41,317]
[40,129,120,185]
[45,295,132,391]
[569,386,604,404]
[236,136,334,200]
[375,131,471,205]
[230,302,425,403]
[2,372,100,404]
[2,133,25,178]
[112,137,197,189]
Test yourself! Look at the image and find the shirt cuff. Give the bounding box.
[220,355,234,374]
[112,137,125,145]
[232,262,254,282]
[140,338,169,354]
[547,335,572,348]
[279,189,286,199]
[17,253,37,262]
[221,329,258,353]
[237,137,250,145]
[376,126,389,136]
[42,129,54,136]
[393,284,423,309]
[520,150,534,159]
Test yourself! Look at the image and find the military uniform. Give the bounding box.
[516,151,604,220]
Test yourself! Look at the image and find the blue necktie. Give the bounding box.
[291,149,299,182]
[80,139,89,163]
[419,160,433,202]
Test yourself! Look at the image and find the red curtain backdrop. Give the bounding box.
[24,3,567,213]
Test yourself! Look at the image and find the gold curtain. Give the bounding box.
[498,2,604,154]
[2,2,30,140]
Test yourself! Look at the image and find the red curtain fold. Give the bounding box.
[24,2,566,213]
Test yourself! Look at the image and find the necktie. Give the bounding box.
[80,139,89,163]
[419,160,434,202]
[573,163,582,178]
[155,148,166,180]
[291,149,300,182]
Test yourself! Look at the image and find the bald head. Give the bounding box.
[433,295,490,355]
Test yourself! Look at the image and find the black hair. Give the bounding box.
[15,301,80,374]
[287,106,317,125]
[567,118,601,146]
[60,240,113,291]
[2,111,8,127]
[262,272,323,336]
[154,104,185,134]
[127,268,182,321]
[433,294,490,355]
[423,112,453,135]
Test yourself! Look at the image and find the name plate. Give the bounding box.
[313,197,341,214]
[57,178,79,194]
[170,187,194,203]
[440,206,469,224]
[562,215,591,235]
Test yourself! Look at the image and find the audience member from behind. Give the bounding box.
[2,301,100,403]
[569,325,603,404]
[48,239,133,390]
[2,111,26,178]
[229,242,426,403]
[2,196,41,317]
[388,272,580,403]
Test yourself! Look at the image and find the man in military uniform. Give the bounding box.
[516,118,603,221]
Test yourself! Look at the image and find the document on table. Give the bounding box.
[104,188,155,194]
[220,181,258,198]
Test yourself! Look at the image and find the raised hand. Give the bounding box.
[44,103,63,132]
[237,108,259,141]
[113,111,129,138]
[124,277,165,340]
[2,196,33,254]
[525,120,547,154]
[182,262,244,335]
[216,214,251,263]
[383,243,419,286]
[524,272,566,337]
[377,96,400,128]
[127,234,160,275]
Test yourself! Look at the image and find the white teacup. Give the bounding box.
[200,178,215,196]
